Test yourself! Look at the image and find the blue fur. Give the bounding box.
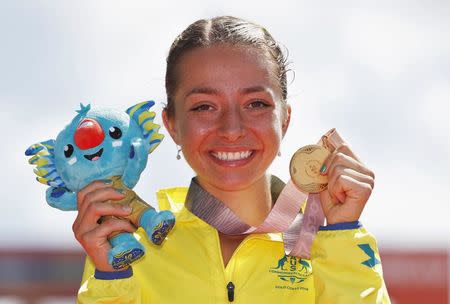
[53,106,148,192]
[108,233,145,269]
[122,138,148,188]
[46,187,77,211]
[139,209,176,245]
[26,101,171,270]
[25,101,160,207]
[25,101,161,205]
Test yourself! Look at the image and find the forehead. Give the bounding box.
[174,44,280,96]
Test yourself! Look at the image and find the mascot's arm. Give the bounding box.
[46,187,78,211]
[121,137,148,189]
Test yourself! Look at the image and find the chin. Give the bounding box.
[208,172,264,192]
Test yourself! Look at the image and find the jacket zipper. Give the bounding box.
[227,281,235,302]
[216,232,260,303]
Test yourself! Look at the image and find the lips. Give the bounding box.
[84,148,104,161]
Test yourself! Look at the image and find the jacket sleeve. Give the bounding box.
[77,257,141,304]
[311,221,391,304]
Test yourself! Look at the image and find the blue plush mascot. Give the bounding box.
[25,101,175,269]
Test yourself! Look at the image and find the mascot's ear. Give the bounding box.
[126,101,164,154]
[25,139,65,188]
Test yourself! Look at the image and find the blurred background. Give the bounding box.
[1,0,449,303]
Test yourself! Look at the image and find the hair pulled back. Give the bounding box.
[165,16,289,117]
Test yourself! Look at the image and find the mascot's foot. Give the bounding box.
[140,209,175,245]
[108,233,145,270]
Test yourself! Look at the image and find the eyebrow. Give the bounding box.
[184,85,270,99]
[240,86,269,95]
[184,87,219,99]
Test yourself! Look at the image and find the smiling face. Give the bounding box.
[163,45,290,192]
[54,108,141,191]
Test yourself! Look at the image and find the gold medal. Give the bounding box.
[289,145,330,193]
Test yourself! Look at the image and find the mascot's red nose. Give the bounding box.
[74,118,105,150]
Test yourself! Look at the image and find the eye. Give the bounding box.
[247,100,270,109]
[64,144,74,158]
[109,126,122,139]
[191,104,214,112]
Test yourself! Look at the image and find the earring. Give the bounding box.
[277,150,281,157]
[176,145,182,160]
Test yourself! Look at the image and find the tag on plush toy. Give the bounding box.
[25,101,175,270]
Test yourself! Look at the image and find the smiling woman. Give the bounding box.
[164,45,289,199]
[76,16,390,304]
[163,45,289,229]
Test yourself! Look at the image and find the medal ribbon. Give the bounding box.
[284,128,344,257]
[185,129,344,258]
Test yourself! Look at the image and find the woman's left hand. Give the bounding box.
[319,143,375,225]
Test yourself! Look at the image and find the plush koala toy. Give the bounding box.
[25,101,175,270]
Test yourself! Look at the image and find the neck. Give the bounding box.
[196,174,273,227]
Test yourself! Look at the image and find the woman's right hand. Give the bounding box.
[72,180,135,272]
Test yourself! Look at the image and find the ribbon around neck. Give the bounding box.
[185,129,343,258]
[185,176,304,234]
[185,176,318,258]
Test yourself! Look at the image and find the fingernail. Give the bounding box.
[116,189,125,195]
[102,179,113,185]
[320,164,327,175]
[122,205,132,213]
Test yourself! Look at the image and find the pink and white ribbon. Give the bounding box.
[185,129,344,258]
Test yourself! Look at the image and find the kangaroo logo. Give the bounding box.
[272,255,288,270]
[269,255,312,286]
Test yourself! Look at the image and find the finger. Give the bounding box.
[77,187,126,221]
[327,166,375,202]
[328,166,375,190]
[76,218,136,272]
[78,217,137,245]
[321,144,358,175]
[324,152,375,183]
[73,201,132,236]
[328,173,373,205]
[321,144,374,179]
[334,142,361,162]
[77,180,115,210]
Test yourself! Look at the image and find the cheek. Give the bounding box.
[262,115,285,156]
[177,117,210,147]
[254,112,284,139]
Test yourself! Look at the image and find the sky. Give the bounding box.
[1,0,449,251]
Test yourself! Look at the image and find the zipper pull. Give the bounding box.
[227,281,235,302]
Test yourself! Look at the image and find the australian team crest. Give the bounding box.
[270,255,312,287]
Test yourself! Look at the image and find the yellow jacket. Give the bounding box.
[78,187,391,303]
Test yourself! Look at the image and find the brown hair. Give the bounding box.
[164,16,289,117]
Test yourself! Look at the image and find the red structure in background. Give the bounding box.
[0,249,448,303]
[381,250,448,304]
[0,250,84,304]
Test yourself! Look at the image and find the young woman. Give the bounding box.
[75,16,390,303]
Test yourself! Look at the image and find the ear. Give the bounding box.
[281,104,291,138]
[25,139,66,188]
[162,110,180,145]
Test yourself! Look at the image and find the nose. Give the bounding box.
[217,107,245,141]
[74,118,105,150]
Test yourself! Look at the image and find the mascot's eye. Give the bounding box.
[109,126,122,139]
[64,144,74,158]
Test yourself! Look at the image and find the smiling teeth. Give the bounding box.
[213,151,252,161]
